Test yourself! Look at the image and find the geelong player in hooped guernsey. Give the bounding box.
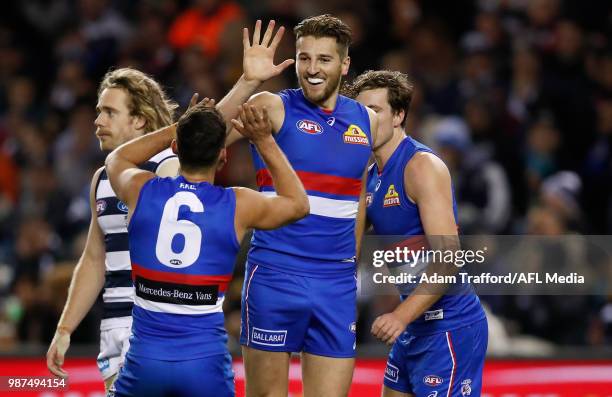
[46,68,181,392]
[225,15,380,397]
[104,100,308,397]
[349,70,487,397]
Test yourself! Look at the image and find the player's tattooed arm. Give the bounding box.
[232,104,308,240]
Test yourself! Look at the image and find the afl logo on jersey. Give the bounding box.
[296,119,323,135]
[117,201,128,213]
[423,375,443,387]
[96,200,107,215]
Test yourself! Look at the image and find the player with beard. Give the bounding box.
[227,14,380,397]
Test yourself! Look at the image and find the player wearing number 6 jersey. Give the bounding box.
[104,101,308,397]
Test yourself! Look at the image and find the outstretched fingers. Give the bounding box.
[269,25,285,50]
[252,20,262,46]
[261,20,276,47]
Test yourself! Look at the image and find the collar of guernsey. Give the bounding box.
[366,136,485,335]
[248,88,373,277]
[126,175,240,360]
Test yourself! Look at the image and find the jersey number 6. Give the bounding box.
[155,191,204,268]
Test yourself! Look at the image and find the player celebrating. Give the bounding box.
[347,70,487,397]
[46,20,294,391]
[105,101,308,397]
[228,14,379,397]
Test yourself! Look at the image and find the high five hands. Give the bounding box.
[243,20,295,84]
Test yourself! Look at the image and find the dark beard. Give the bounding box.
[299,73,342,107]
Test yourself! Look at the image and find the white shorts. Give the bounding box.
[97,317,132,380]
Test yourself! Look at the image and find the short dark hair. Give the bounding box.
[294,14,352,58]
[175,105,226,170]
[344,70,414,127]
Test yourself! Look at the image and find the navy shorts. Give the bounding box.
[240,262,357,358]
[383,318,488,396]
[110,351,234,397]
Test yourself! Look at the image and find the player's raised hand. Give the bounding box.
[46,329,70,379]
[243,20,294,83]
[188,93,216,110]
[371,312,406,345]
[231,104,272,143]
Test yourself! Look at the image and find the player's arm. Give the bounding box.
[231,104,308,241]
[47,167,107,379]
[105,97,219,212]
[371,152,458,344]
[222,19,293,145]
[226,91,285,147]
[355,168,371,260]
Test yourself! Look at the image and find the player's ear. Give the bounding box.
[216,148,227,171]
[171,139,178,155]
[132,115,146,131]
[341,55,350,76]
[393,110,405,129]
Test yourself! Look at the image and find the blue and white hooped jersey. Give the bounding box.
[127,176,240,360]
[366,137,485,335]
[249,89,372,277]
[95,148,175,330]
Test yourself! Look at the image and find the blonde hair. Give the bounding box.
[98,68,178,132]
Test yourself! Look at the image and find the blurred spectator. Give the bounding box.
[52,100,102,196]
[506,45,542,126]
[168,0,244,59]
[78,0,133,79]
[19,0,71,38]
[49,61,94,112]
[12,217,58,284]
[525,117,560,195]
[540,170,583,231]
[583,99,612,232]
[432,117,511,233]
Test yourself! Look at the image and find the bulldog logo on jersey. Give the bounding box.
[296,119,323,135]
[342,124,369,145]
[383,184,401,207]
[366,192,373,207]
[461,379,472,396]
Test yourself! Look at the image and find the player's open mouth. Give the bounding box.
[306,77,324,85]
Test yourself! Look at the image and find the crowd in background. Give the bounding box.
[0,0,610,352]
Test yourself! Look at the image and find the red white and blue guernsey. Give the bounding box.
[240,89,372,358]
[249,89,372,276]
[366,136,487,397]
[112,176,238,397]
